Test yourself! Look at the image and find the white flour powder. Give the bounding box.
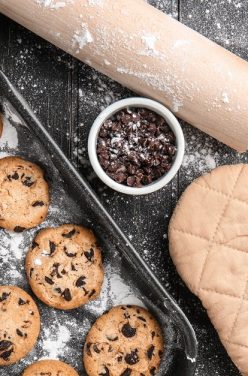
[172,39,191,49]
[141,33,159,56]
[36,0,67,9]
[172,99,184,113]
[87,264,144,316]
[0,113,18,149]
[88,0,104,6]
[222,91,230,103]
[72,23,94,52]
[41,324,71,358]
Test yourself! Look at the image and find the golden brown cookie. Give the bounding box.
[169,164,248,376]
[0,156,49,231]
[23,359,79,376]
[0,113,3,138]
[83,305,164,376]
[0,285,40,366]
[26,224,104,310]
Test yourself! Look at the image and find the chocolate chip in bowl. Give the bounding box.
[88,98,185,195]
[97,107,177,188]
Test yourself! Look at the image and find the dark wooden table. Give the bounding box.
[0,1,247,375]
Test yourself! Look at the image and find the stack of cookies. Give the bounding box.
[0,155,164,376]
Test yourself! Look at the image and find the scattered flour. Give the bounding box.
[87,264,144,316]
[141,33,159,55]
[72,23,94,52]
[8,232,24,260]
[140,32,165,59]
[87,0,104,6]
[172,39,191,49]
[104,59,111,66]
[41,324,71,358]
[205,154,216,169]
[0,114,18,149]
[182,130,221,181]
[172,99,183,113]
[36,0,67,9]
[222,91,230,103]
[3,102,21,125]
[187,355,197,363]
[183,147,217,173]
[109,272,145,307]
[0,230,27,284]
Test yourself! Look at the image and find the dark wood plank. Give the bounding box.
[0,16,73,156]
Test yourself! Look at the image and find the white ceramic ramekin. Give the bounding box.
[88,97,185,195]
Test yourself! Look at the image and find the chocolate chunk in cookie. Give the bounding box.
[26,224,104,310]
[121,322,136,338]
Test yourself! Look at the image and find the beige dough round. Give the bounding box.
[0,285,40,365]
[26,224,104,310]
[0,156,49,231]
[169,164,248,376]
[23,359,79,376]
[83,305,164,376]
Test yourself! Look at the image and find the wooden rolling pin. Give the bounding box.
[0,0,247,151]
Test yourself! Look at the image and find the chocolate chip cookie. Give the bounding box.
[83,305,164,376]
[23,359,79,376]
[26,224,104,310]
[0,156,49,231]
[0,285,40,366]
